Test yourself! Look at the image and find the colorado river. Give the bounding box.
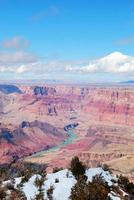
[29,129,77,158]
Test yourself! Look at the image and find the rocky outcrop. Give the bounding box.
[78,152,125,167]
[0,121,66,164]
[64,123,79,131]
[21,120,62,137]
[0,84,22,94]
[33,86,56,96]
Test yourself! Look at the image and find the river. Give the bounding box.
[29,129,77,158]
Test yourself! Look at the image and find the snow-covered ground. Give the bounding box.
[4,168,124,200]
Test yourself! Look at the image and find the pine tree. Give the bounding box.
[34,175,45,200]
[10,189,27,200]
[35,192,45,200]
[34,176,45,192]
[70,174,111,200]
[70,156,85,179]
[47,185,54,200]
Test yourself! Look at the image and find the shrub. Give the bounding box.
[21,173,31,184]
[35,192,45,200]
[52,167,63,173]
[10,188,27,200]
[34,176,45,192]
[70,174,111,200]
[66,171,69,178]
[34,176,45,200]
[118,175,134,197]
[0,187,7,199]
[118,175,129,190]
[6,182,14,190]
[102,164,111,172]
[70,156,86,179]
[47,185,54,200]
[55,178,59,183]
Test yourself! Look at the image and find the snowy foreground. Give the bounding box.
[5,168,124,200]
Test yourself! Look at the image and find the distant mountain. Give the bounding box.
[0,84,22,94]
[120,80,134,84]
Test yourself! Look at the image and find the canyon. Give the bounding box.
[0,84,134,180]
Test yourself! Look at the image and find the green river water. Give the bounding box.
[30,129,77,158]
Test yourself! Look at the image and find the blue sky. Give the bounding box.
[0,0,134,82]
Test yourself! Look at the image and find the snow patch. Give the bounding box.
[4,168,121,200]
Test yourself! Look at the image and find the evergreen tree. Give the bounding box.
[35,192,45,200]
[70,174,111,200]
[70,156,85,179]
[10,189,27,200]
[47,185,54,200]
[34,175,45,200]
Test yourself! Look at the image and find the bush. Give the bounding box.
[10,188,27,200]
[0,187,7,199]
[52,167,63,173]
[55,178,59,183]
[70,156,86,179]
[35,192,45,200]
[34,176,45,192]
[118,175,134,197]
[118,175,129,190]
[0,162,47,182]
[34,176,45,200]
[47,185,54,200]
[21,173,31,184]
[102,164,111,172]
[70,174,111,200]
[66,171,69,178]
[6,182,14,190]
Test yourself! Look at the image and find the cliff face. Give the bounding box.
[0,84,134,173]
[22,85,134,126]
[0,120,66,164]
[82,88,134,125]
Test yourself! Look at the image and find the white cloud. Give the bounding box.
[1,51,134,81]
[16,65,30,74]
[0,51,37,65]
[66,52,134,74]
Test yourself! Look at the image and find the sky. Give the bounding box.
[0,0,134,83]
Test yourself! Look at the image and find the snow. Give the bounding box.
[109,192,121,200]
[86,167,117,186]
[4,168,122,200]
[45,169,76,200]
[23,175,39,199]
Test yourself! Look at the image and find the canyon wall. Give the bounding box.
[19,85,134,126]
[0,84,134,172]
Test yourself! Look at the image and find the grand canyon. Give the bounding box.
[0,84,134,181]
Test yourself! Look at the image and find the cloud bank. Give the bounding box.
[0,50,134,77]
[0,51,37,65]
[0,37,134,81]
[66,52,134,74]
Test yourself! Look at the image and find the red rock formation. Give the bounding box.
[1,84,134,169]
[0,121,66,164]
